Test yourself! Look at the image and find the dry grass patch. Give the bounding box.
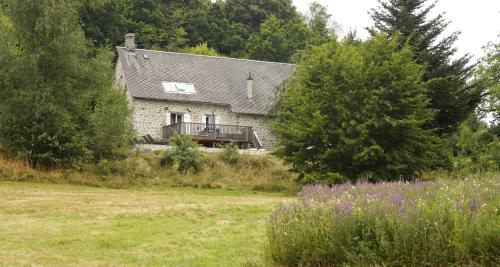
[0,150,299,193]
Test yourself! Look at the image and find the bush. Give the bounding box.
[90,86,134,161]
[267,177,500,266]
[445,118,500,173]
[219,142,240,166]
[0,93,91,169]
[158,149,175,168]
[126,157,152,178]
[161,135,204,173]
[96,159,112,176]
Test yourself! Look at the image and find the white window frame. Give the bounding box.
[166,112,183,126]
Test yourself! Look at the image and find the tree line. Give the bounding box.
[79,0,335,62]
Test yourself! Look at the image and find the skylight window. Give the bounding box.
[162,82,196,94]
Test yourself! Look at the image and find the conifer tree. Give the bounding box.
[369,0,481,134]
[273,35,436,182]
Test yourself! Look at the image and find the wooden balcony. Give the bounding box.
[162,122,262,148]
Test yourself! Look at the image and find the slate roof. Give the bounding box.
[117,47,295,115]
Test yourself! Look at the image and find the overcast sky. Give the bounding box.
[293,0,500,60]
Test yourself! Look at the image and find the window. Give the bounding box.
[162,82,196,94]
[205,114,215,126]
[170,113,183,125]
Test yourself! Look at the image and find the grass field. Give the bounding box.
[0,182,291,266]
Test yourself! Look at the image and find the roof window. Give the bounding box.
[162,82,196,94]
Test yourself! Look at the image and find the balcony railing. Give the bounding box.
[162,122,260,147]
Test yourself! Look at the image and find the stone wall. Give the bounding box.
[134,144,270,155]
[237,114,277,148]
[131,98,277,149]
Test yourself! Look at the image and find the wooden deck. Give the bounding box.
[162,122,261,148]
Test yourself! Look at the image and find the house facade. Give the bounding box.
[115,34,294,149]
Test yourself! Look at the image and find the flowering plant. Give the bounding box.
[268,176,499,266]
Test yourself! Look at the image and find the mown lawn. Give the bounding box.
[0,182,290,266]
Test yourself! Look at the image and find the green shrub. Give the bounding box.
[267,177,500,266]
[158,149,175,168]
[440,117,500,173]
[96,159,112,176]
[90,86,134,161]
[219,142,240,166]
[0,95,91,169]
[127,157,151,178]
[163,135,204,173]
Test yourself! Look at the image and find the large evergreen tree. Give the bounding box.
[273,35,436,182]
[369,0,481,135]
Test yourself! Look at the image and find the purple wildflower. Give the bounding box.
[340,202,352,217]
[468,198,480,212]
[391,193,405,206]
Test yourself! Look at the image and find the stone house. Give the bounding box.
[115,34,294,149]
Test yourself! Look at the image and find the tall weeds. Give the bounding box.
[0,150,298,193]
[267,176,500,266]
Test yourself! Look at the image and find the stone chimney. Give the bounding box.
[125,33,136,50]
[246,72,254,100]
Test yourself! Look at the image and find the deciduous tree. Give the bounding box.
[186,42,221,56]
[246,16,311,62]
[0,0,132,167]
[224,0,300,35]
[79,0,130,48]
[273,35,436,182]
[305,1,337,45]
[475,41,500,125]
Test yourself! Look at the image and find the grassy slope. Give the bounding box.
[0,182,291,266]
[0,152,299,193]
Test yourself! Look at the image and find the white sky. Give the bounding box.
[293,0,500,60]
